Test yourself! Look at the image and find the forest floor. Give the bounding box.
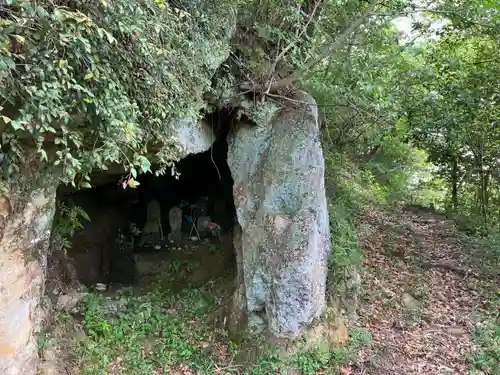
[41,209,499,375]
[349,208,499,375]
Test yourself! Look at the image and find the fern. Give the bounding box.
[52,202,91,252]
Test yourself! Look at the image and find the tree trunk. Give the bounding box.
[451,156,458,210]
[479,167,489,224]
[241,0,377,92]
[474,147,489,224]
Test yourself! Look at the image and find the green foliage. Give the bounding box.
[0,0,235,186]
[169,259,198,273]
[51,201,90,251]
[328,201,362,269]
[466,226,500,265]
[76,287,213,374]
[295,0,499,309]
[55,284,369,374]
[304,31,429,281]
[288,327,371,375]
[469,285,500,375]
[1,0,497,373]
[399,14,499,224]
[470,322,500,375]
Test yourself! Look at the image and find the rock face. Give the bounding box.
[227,91,330,339]
[175,118,215,158]
[0,87,329,372]
[0,160,59,375]
[65,192,128,286]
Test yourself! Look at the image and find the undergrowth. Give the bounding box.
[469,282,500,375]
[470,319,500,375]
[45,282,371,375]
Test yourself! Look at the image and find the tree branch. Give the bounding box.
[416,8,496,28]
[241,0,378,93]
[266,0,322,79]
[371,8,496,28]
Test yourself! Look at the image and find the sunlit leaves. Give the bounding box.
[0,0,236,185]
[399,13,500,220]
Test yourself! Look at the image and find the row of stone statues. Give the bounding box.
[138,198,224,247]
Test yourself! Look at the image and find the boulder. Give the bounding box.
[227,91,330,340]
[55,291,87,312]
[0,159,59,375]
[174,118,216,158]
[402,292,420,311]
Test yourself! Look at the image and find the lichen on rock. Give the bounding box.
[227,91,331,340]
[0,158,59,375]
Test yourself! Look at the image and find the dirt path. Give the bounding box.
[347,209,498,375]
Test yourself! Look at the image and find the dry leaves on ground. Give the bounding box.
[350,209,497,375]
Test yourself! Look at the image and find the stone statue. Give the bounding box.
[138,199,163,247]
[196,215,211,237]
[168,205,183,243]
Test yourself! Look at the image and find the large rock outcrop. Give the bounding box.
[0,160,59,375]
[227,91,330,339]
[0,117,218,374]
[174,118,216,158]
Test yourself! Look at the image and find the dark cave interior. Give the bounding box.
[54,133,237,288]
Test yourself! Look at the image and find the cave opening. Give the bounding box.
[52,114,238,292]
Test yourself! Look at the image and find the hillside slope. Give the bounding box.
[351,208,499,375]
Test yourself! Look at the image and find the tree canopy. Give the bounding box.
[1,0,498,221]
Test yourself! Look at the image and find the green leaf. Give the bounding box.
[137,156,151,173]
[1,57,16,70]
[127,178,140,188]
[104,30,116,44]
[39,149,48,162]
[84,73,94,80]
[10,120,22,130]
[1,116,11,124]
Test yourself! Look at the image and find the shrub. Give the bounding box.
[0,0,235,186]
